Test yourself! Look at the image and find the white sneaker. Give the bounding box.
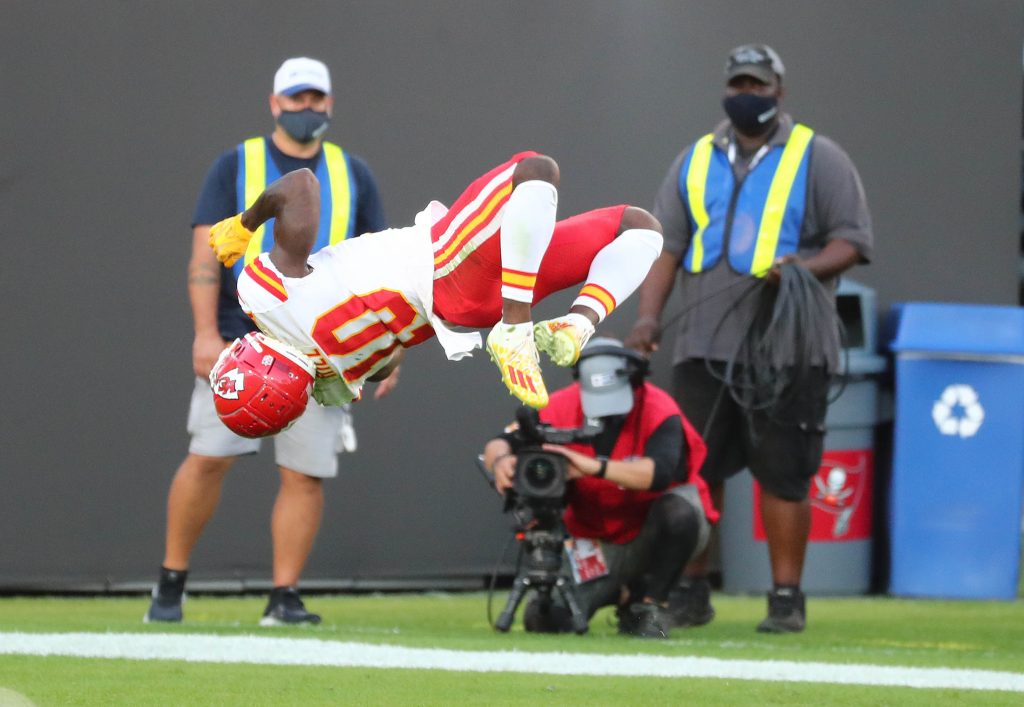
[485,322,549,408]
[533,313,595,367]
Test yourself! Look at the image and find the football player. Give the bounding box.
[208,152,663,437]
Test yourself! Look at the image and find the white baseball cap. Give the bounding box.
[273,57,331,96]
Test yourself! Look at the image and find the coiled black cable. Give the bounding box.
[659,262,848,431]
[718,262,846,417]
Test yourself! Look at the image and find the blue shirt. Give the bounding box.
[192,137,387,340]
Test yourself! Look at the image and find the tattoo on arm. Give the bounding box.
[188,262,220,286]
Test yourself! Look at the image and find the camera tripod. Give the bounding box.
[494,526,588,634]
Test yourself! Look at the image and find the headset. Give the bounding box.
[572,338,650,389]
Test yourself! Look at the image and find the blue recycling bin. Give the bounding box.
[889,302,1024,599]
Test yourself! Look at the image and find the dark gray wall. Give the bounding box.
[2,1,1020,589]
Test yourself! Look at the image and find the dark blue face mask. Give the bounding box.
[277,108,330,144]
[722,92,778,136]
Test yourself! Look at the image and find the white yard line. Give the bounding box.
[1,631,1022,693]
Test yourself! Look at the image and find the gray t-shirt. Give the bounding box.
[653,114,873,372]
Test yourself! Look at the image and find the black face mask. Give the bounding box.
[277,109,330,144]
[722,93,779,136]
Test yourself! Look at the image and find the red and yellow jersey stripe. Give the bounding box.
[432,161,519,277]
[244,258,288,302]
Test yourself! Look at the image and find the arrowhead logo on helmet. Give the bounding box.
[213,368,246,400]
[209,332,317,438]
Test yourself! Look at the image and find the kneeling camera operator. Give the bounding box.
[483,338,719,638]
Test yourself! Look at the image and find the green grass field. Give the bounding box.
[1,591,1022,705]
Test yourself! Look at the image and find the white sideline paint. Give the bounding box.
[2,631,1023,693]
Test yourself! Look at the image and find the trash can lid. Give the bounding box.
[890,302,1024,357]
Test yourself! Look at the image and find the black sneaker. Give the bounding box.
[144,567,186,623]
[260,586,321,626]
[667,576,715,627]
[617,602,671,639]
[756,587,806,633]
[523,598,574,633]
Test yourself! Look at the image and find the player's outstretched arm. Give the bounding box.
[241,168,320,277]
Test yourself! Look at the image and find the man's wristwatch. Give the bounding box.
[595,456,609,478]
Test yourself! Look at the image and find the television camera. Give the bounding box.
[492,407,602,634]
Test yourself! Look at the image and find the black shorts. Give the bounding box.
[671,359,829,501]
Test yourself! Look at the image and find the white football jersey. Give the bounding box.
[237,225,438,405]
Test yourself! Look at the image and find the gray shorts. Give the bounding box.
[571,484,711,617]
[186,377,351,478]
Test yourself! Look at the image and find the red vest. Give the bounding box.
[540,382,718,544]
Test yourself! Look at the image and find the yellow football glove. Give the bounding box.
[208,214,255,267]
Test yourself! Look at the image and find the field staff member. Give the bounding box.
[627,44,872,633]
[485,339,718,638]
[146,57,387,626]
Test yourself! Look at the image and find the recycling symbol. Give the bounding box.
[931,384,984,438]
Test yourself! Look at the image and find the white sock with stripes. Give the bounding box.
[500,180,558,304]
[573,228,663,321]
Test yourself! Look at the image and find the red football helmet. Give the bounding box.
[209,332,316,438]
